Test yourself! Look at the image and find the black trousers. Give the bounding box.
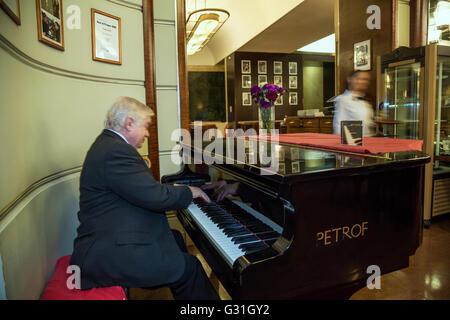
[166,229,220,300]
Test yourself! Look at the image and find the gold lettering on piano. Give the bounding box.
[316,222,368,246]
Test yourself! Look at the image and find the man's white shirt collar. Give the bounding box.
[107,129,129,144]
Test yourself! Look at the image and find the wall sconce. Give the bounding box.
[186,8,229,55]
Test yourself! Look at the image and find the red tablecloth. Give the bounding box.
[250,133,423,155]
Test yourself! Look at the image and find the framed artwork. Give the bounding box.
[241,60,251,74]
[289,62,297,75]
[289,92,298,105]
[242,92,252,106]
[258,60,267,74]
[92,8,122,65]
[289,76,297,89]
[274,95,283,106]
[274,61,283,74]
[36,0,64,51]
[291,161,300,173]
[354,39,371,71]
[242,75,251,88]
[1,0,21,25]
[258,74,267,86]
[274,75,283,87]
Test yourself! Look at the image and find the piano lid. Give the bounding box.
[180,137,430,181]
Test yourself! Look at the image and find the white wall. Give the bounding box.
[0,0,146,299]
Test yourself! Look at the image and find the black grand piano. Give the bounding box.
[162,136,430,299]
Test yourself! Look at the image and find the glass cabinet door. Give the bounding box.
[434,55,450,168]
[382,62,422,139]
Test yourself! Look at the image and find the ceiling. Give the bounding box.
[187,0,335,65]
[238,0,335,53]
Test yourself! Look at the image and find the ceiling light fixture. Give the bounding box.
[186,8,229,56]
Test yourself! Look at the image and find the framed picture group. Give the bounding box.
[239,57,301,108]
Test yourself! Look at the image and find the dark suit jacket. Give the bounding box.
[70,129,192,289]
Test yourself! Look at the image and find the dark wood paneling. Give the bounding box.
[231,52,303,122]
[323,62,335,104]
[410,0,428,48]
[337,0,394,108]
[176,0,190,132]
[226,54,236,126]
[143,0,160,181]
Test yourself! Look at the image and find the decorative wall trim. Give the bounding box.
[107,0,142,11]
[143,0,161,181]
[0,34,144,86]
[0,167,82,228]
[176,0,190,132]
[154,19,175,26]
[156,85,178,90]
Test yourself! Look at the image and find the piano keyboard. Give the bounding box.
[186,197,282,267]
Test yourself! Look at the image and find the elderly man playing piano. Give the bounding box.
[70,96,219,300]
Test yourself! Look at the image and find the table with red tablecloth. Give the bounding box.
[248,133,423,155]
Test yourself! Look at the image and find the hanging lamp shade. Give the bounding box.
[186,8,229,55]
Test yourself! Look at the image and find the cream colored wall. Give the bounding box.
[303,60,324,110]
[0,0,146,212]
[154,0,184,177]
[0,0,146,299]
[398,0,410,48]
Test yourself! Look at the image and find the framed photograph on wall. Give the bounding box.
[1,0,21,25]
[289,76,297,89]
[274,75,283,87]
[289,62,297,75]
[291,161,300,173]
[241,60,251,74]
[242,92,252,106]
[258,60,267,74]
[242,75,251,88]
[258,75,267,86]
[278,162,286,174]
[274,61,283,74]
[354,39,371,71]
[92,8,122,65]
[289,92,298,105]
[36,0,64,51]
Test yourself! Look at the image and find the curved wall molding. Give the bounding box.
[0,34,144,86]
[155,19,176,26]
[107,0,142,11]
[0,167,82,230]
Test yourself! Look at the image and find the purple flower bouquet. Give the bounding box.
[250,84,283,133]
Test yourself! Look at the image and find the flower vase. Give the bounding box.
[259,107,275,135]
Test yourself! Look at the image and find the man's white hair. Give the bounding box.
[105,96,154,131]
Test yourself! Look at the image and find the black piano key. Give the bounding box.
[265,239,277,246]
[239,242,267,251]
[225,229,248,236]
[257,231,280,240]
[218,223,240,229]
[233,235,259,244]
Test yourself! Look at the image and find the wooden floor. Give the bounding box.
[130,215,450,300]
